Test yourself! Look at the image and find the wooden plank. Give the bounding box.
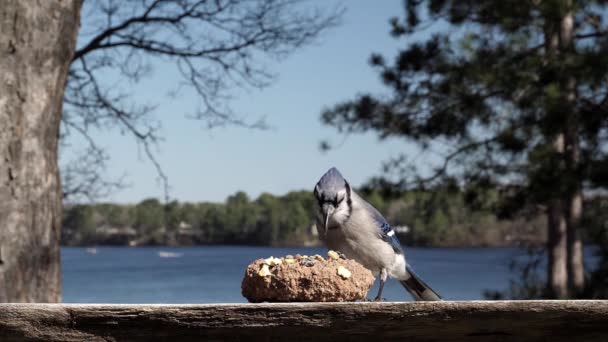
[1,301,607,341]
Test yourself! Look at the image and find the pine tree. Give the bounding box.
[322,0,608,298]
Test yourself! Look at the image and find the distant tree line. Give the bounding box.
[62,186,606,248]
[62,191,315,246]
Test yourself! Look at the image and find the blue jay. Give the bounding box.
[313,167,441,301]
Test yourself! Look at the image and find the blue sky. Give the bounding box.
[65,0,427,204]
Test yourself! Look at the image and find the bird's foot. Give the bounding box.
[373,296,385,302]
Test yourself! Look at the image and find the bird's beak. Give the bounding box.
[322,205,335,235]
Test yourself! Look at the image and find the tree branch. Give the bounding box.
[61,0,342,201]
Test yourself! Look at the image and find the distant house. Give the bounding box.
[96,226,137,245]
[178,221,193,234]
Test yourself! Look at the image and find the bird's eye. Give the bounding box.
[334,197,344,206]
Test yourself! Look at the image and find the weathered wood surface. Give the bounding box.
[1,301,607,341]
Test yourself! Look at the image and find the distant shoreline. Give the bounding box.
[61,190,553,250]
[60,242,543,249]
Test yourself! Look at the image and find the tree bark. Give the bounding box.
[567,188,584,294]
[544,25,568,297]
[547,190,568,299]
[564,88,585,296]
[544,1,585,300]
[0,0,82,302]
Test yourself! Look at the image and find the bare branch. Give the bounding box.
[574,31,608,40]
[61,0,342,201]
[60,117,129,202]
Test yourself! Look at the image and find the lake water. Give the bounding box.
[60,246,587,303]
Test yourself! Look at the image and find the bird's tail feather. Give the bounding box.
[400,265,442,301]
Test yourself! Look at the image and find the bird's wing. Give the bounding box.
[366,203,404,254]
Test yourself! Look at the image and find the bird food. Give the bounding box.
[242,251,375,302]
[336,266,352,279]
[327,250,340,260]
[257,264,272,277]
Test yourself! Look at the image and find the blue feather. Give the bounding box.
[369,209,403,254]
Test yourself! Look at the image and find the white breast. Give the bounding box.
[322,199,400,276]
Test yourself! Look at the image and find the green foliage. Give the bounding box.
[364,190,386,212]
[62,191,319,246]
[62,188,553,247]
[134,198,164,237]
[63,204,97,244]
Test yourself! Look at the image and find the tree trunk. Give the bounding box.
[543,11,569,298]
[547,188,568,298]
[567,188,584,294]
[559,1,585,296]
[565,102,585,295]
[0,0,81,302]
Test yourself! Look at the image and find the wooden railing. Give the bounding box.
[1,301,607,341]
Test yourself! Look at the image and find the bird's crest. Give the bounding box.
[316,167,346,193]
